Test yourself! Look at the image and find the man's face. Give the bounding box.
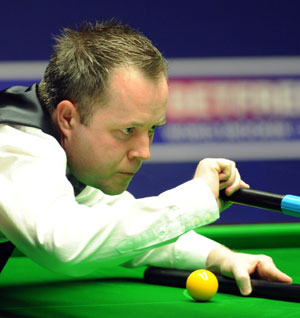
[60,67,168,195]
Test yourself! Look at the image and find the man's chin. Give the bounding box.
[97,183,129,196]
[103,188,127,195]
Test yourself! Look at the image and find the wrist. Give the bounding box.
[205,244,233,273]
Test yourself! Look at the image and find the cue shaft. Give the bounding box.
[144,267,300,302]
[220,188,300,218]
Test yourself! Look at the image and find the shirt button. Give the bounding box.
[194,217,201,226]
[158,229,166,239]
[205,214,211,222]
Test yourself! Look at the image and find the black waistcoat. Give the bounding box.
[0,84,56,137]
[0,84,85,195]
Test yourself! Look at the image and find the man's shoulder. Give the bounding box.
[0,84,57,137]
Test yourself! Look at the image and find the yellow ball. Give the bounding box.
[186,269,219,301]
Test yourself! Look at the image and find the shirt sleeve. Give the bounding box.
[0,124,220,276]
[122,230,220,270]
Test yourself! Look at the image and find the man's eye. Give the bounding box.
[121,128,134,135]
[148,126,157,136]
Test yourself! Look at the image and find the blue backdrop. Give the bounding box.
[1,0,300,59]
[1,0,300,224]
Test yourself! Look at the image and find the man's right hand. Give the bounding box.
[193,158,249,211]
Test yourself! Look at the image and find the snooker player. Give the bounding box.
[0,20,292,296]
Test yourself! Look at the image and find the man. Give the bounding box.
[0,20,291,296]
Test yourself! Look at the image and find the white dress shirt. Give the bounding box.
[0,124,220,276]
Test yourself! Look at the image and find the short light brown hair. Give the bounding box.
[39,20,168,124]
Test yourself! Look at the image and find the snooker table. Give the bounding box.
[1,223,300,318]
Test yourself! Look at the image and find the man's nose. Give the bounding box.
[128,134,151,161]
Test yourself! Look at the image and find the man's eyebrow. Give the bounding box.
[157,119,167,126]
[124,119,167,127]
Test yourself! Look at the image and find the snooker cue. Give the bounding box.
[144,267,300,302]
[220,188,300,218]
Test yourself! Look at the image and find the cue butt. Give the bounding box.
[220,188,300,217]
[220,188,284,212]
[144,267,300,302]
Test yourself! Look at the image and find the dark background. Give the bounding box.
[1,0,299,60]
[1,0,300,223]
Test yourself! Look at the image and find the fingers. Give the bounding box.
[256,256,293,283]
[196,158,246,189]
[232,255,293,296]
[240,180,251,189]
[218,159,235,182]
[236,275,252,296]
[219,161,238,193]
[194,158,249,211]
[218,160,249,196]
[232,267,252,296]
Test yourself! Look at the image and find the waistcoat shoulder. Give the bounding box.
[0,84,57,137]
[0,84,85,195]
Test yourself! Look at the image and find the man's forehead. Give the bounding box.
[109,66,167,89]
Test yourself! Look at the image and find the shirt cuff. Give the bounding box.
[159,177,220,229]
[173,230,220,270]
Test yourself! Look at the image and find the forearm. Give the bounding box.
[1,185,218,276]
[123,230,220,270]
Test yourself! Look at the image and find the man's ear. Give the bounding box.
[55,100,81,137]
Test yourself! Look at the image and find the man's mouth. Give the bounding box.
[118,171,136,177]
